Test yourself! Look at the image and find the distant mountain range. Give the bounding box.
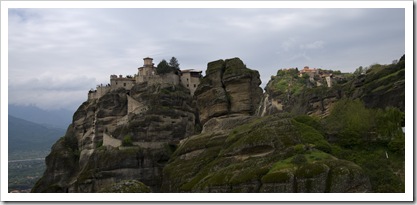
[8,104,74,129]
[8,115,66,155]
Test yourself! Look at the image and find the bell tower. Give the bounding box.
[143,57,154,68]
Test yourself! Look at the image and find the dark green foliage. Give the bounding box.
[95,140,103,148]
[168,56,180,70]
[261,171,292,183]
[295,163,327,178]
[293,115,324,135]
[323,98,372,148]
[266,69,307,98]
[156,59,177,74]
[291,154,307,168]
[349,55,405,111]
[206,59,225,75]
[122,135,133,146]
[322,99,405,192]
[353,66,366,76]
[292,119,331,153]
[374,107,404,142]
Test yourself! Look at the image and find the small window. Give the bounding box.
[187,78,189,81]
[116,82,118,85]
[187,84,189,87]
[194,84,196,88]
[124,83,126,86]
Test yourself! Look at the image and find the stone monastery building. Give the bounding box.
[88,57,202,100]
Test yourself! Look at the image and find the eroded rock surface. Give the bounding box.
[32,84,196,193]
[162,114,371,193]
[195,58,263,125]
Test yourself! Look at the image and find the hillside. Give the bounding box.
[31,56,405,193]
[9,105,73,129]
[9,115,66,158]
[8,115,66,193]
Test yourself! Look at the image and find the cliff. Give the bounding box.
[259,55,405,117]
[194,58,263,125]
[32,56,404,193]
[159,58,369,193]
[32,82,196,192]
[162,113,371,192]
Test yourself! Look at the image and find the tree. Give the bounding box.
[323,99,372,148]
[156,59,174,74]
[168,57,180,70]
[354,66,363,76]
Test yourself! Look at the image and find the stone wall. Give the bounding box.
[325,76,332,87]
[103,132,122,148]
[180,72,201,96]
[88,85,111,100]
[147,73,180,87]
[110,77,135,90]
[127,95,148,114]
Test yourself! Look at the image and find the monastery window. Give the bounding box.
[124,83,126,87]
[194,84,196,88]
[187,78,189,82]
[187,84,189,87]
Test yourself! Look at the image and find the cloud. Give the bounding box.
[301,41,324,50]
[7,8,405,110]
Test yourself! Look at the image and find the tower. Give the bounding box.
[137,57,157,83]
[143,57,154,68]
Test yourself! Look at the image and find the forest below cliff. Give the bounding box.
[30,55,405,193]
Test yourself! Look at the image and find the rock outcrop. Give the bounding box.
[32,83,196,193]
[259,55,405,118]
[32,56,405,193]
[258,68,345,118]
[349,56,405,111]
[161,114,371,193]
[194,58,263,125]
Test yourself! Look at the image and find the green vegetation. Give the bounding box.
[122,135,133,146]
[168,56,180,70]
[292,117,331,153]
[269,69,305,96]
[223,58,256,77]
[321,99,405,192]
[323,98,372,148]
[156,59,179,74]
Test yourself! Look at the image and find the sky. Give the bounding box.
[7,6,405,111]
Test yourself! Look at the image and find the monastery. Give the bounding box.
[88,57,202,100]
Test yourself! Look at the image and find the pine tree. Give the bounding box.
[168,57,180,70]
[156,59,173,74]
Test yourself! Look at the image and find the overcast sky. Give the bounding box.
[8,7,405,111]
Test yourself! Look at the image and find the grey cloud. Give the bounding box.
[8,8,405,110]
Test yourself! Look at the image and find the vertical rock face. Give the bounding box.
[194,58,263,125]
[32,84,197,193]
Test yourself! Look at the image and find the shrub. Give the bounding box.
[291,154,307,168]
[122,135,133,146]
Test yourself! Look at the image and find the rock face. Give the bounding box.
[259,55,405,118]
[161,114,371,193]
[349,56,405,111]
[33,56,404,193]
[32,83,196,193]
[258,70,344,118]
[194,58,263,125]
